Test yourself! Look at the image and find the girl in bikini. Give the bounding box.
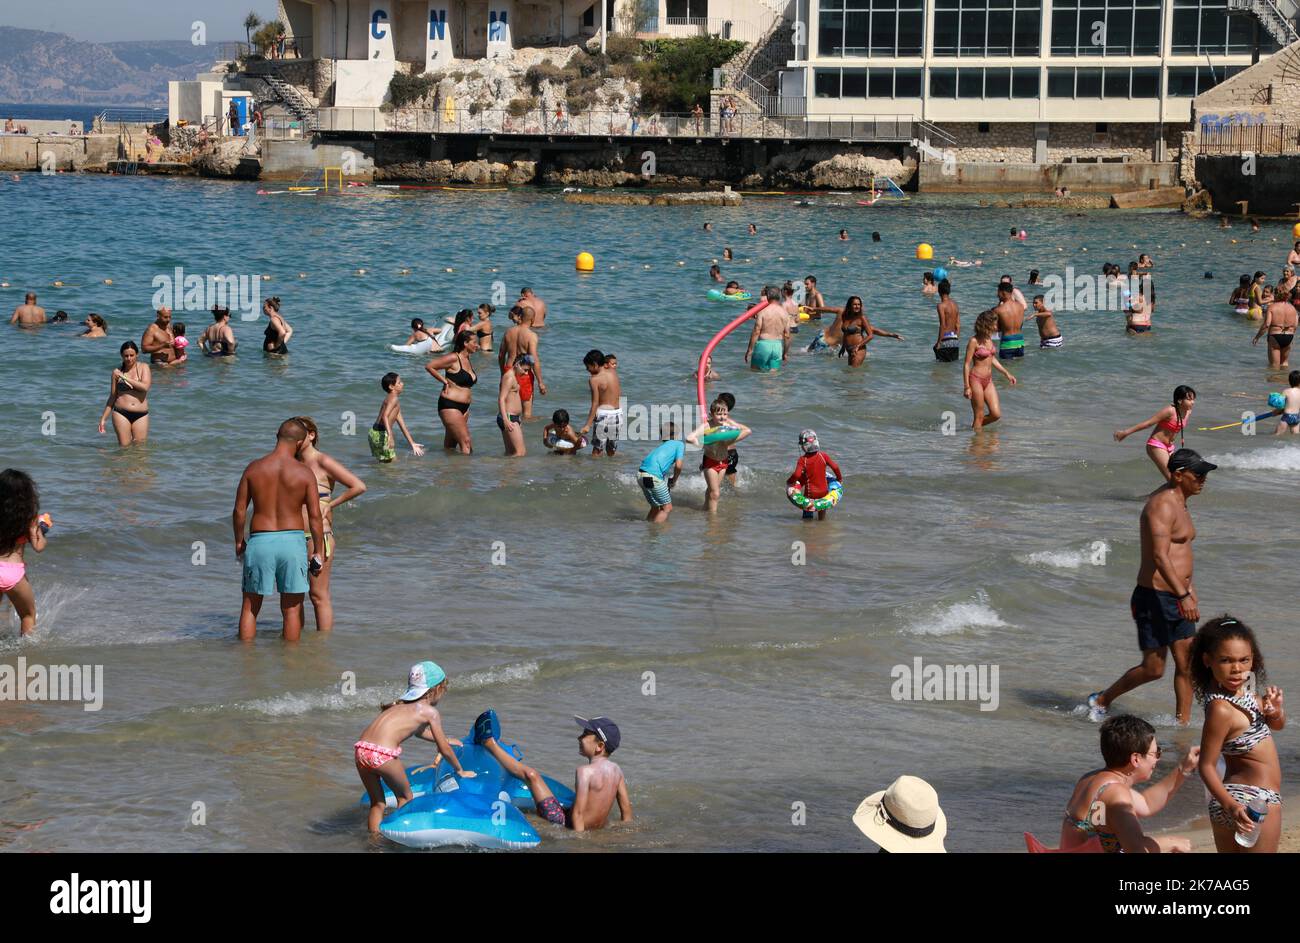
[98,341,151,446]
[1192,617,1285,853]
[426,331,479,453]
[1229,275,1251,316]
[0,469,48,637]
[1247,271,1268,320]
[474,303,495,352]
[293,416,367,633]
[1113,385,1195,480]
[962,310,1016,430]
[355,661,475,834]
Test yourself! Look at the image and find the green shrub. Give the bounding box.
[389,72,439,108]
[507,97,537,117]
[634,37,745,113]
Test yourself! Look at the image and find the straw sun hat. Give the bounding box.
[852,776,947,853]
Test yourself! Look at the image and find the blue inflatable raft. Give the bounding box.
[361,727,575,850]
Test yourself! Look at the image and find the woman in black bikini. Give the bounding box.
[1253,286,1298,369]
[474,303,495,353]
[816,296,904,367]
[200,305,237,356]
[98,340,152,446]
[261,296,291,354]
[426,331,480,453]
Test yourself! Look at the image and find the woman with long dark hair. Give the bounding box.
[98,340,152,445]
[425,331,479,453]
[1113,385,1196,480]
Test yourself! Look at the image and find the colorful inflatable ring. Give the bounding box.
[701,426,742,446]
[707,289,753,302]
[787,478,843,512]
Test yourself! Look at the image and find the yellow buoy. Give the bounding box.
[915,243,933,260]
[1293,222,1300,238]
[576,251,595,272]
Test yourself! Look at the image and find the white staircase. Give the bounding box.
[1228,0,1300,46]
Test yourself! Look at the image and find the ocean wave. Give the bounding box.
[189,661,541,717]
[900,590,1007,636]
[1018,541,1110,569]
[1205,445,1300,471]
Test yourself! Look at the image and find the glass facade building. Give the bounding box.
[799,0,1274,120]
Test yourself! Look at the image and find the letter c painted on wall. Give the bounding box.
[371,10,389,40]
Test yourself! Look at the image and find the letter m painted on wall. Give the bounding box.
[429,9,447,40]
[489,11,508,43]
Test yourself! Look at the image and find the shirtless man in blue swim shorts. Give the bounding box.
[233,418,325,642]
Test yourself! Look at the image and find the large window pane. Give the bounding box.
[933,11,958,55]
[868,69,892,97]
[1103,68,1129,97]
[1166,67,1197,96]
[1131,67,1159,97]
[1076,67,1103,97]
[819,12,845,57]
[959,10,985,54]
[895,68,923,96]
[985,67,1011,97]
[1014,10,1040,54]
[1048,68,1075,97]
[930,68,958,97]
[844,11,869,54]
[1012,68,1040,97]
[897,11,923,54]
[814,69,841,97]
[842,68,867,96]
[958,68,983,97]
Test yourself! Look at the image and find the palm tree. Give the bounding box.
[243,12,262,46]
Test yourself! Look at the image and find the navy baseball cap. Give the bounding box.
[1168,449,1217,476]
[574,716,620,754]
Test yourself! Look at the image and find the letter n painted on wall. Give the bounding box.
[487,5,512,57]
[426,3,453,66]
[369,1,395,60]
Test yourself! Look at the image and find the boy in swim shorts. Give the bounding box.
[688,397,751,512]
[542,408,586,453]
[704,392,741,482]
[1273,371,1300,435]
[638,423,684,522]
[580,349,623,457]
[472,709,632,832]
[370,373,424,462]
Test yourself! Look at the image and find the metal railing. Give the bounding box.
[640,16,769,43]
[95,107,168,125]
[1198,122,1300,154]
[318,106,923,142]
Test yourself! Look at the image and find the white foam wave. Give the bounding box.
[901,590,1007,636]
[194,661,541,717]
[1205,445,1300,471]
[1018,541,1110,570]
[614,466,759,496]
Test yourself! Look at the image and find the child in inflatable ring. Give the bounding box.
[786,429,843,521]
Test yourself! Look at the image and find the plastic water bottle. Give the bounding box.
[1234,796,1268,848]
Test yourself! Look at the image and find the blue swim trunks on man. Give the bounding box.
[751,338,784,371]
[242,530,309,595]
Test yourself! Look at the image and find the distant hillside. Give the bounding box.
[0,27,233,105]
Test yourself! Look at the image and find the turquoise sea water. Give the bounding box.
[1,173,1297,852]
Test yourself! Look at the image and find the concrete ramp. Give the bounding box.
[1111,187,1185,209]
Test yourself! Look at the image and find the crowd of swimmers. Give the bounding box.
[3,219,1293,853]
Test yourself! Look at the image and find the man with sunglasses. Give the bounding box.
[1088,449,1217,726]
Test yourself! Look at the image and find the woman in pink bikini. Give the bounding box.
[1113,385,1195,480]
[962,309,1016,429]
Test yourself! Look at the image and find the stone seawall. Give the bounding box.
[1196,154,1300,216]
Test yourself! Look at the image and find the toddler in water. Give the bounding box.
[786,430,843,521]
[0,469,49,636]
[1272,371,1300,435]
[542,409,587,453]
[170,322,189,364]
[355,661,476,834]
